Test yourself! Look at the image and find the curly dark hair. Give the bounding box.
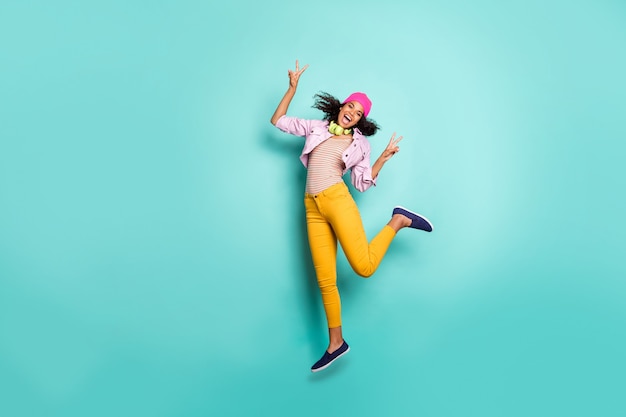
[312,92,380,136]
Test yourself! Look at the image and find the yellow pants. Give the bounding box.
[304,182,396,328]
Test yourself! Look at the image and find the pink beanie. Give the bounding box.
[343,92,372,118]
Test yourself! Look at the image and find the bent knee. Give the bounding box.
[355,268,375,278]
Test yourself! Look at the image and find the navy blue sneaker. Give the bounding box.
[311,341,350,373]
[392,206,434,232]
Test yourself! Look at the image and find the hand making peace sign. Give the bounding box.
[379,133,404,162]
[288,60,309,89]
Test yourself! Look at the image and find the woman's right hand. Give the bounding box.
[288,60,309,89]
[270,60,308,125]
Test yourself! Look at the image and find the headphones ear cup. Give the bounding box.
[329,121,351,135]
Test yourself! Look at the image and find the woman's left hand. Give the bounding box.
[379,133,403,161]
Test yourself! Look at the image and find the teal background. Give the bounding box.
[1,0,625,416]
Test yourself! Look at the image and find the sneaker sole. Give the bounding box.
[310,346,351,373]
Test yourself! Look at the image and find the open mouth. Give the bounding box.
[342,114,352,124]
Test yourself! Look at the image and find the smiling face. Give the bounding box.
[337,101,364,129]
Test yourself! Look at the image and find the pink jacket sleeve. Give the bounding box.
[350,145,377,192]
[274,115,312,137]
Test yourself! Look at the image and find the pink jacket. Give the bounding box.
[275,115,377,192]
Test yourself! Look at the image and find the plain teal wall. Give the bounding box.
[1,1,625,416]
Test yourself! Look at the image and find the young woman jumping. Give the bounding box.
[271,60,433,372]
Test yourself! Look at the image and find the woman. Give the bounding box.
[270,60,433,372]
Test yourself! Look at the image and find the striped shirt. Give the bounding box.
[306,137,352,194]
[274,116,377,192]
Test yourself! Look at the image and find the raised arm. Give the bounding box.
[270,60,309,125]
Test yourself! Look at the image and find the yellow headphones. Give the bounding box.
[328,121,351,136]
